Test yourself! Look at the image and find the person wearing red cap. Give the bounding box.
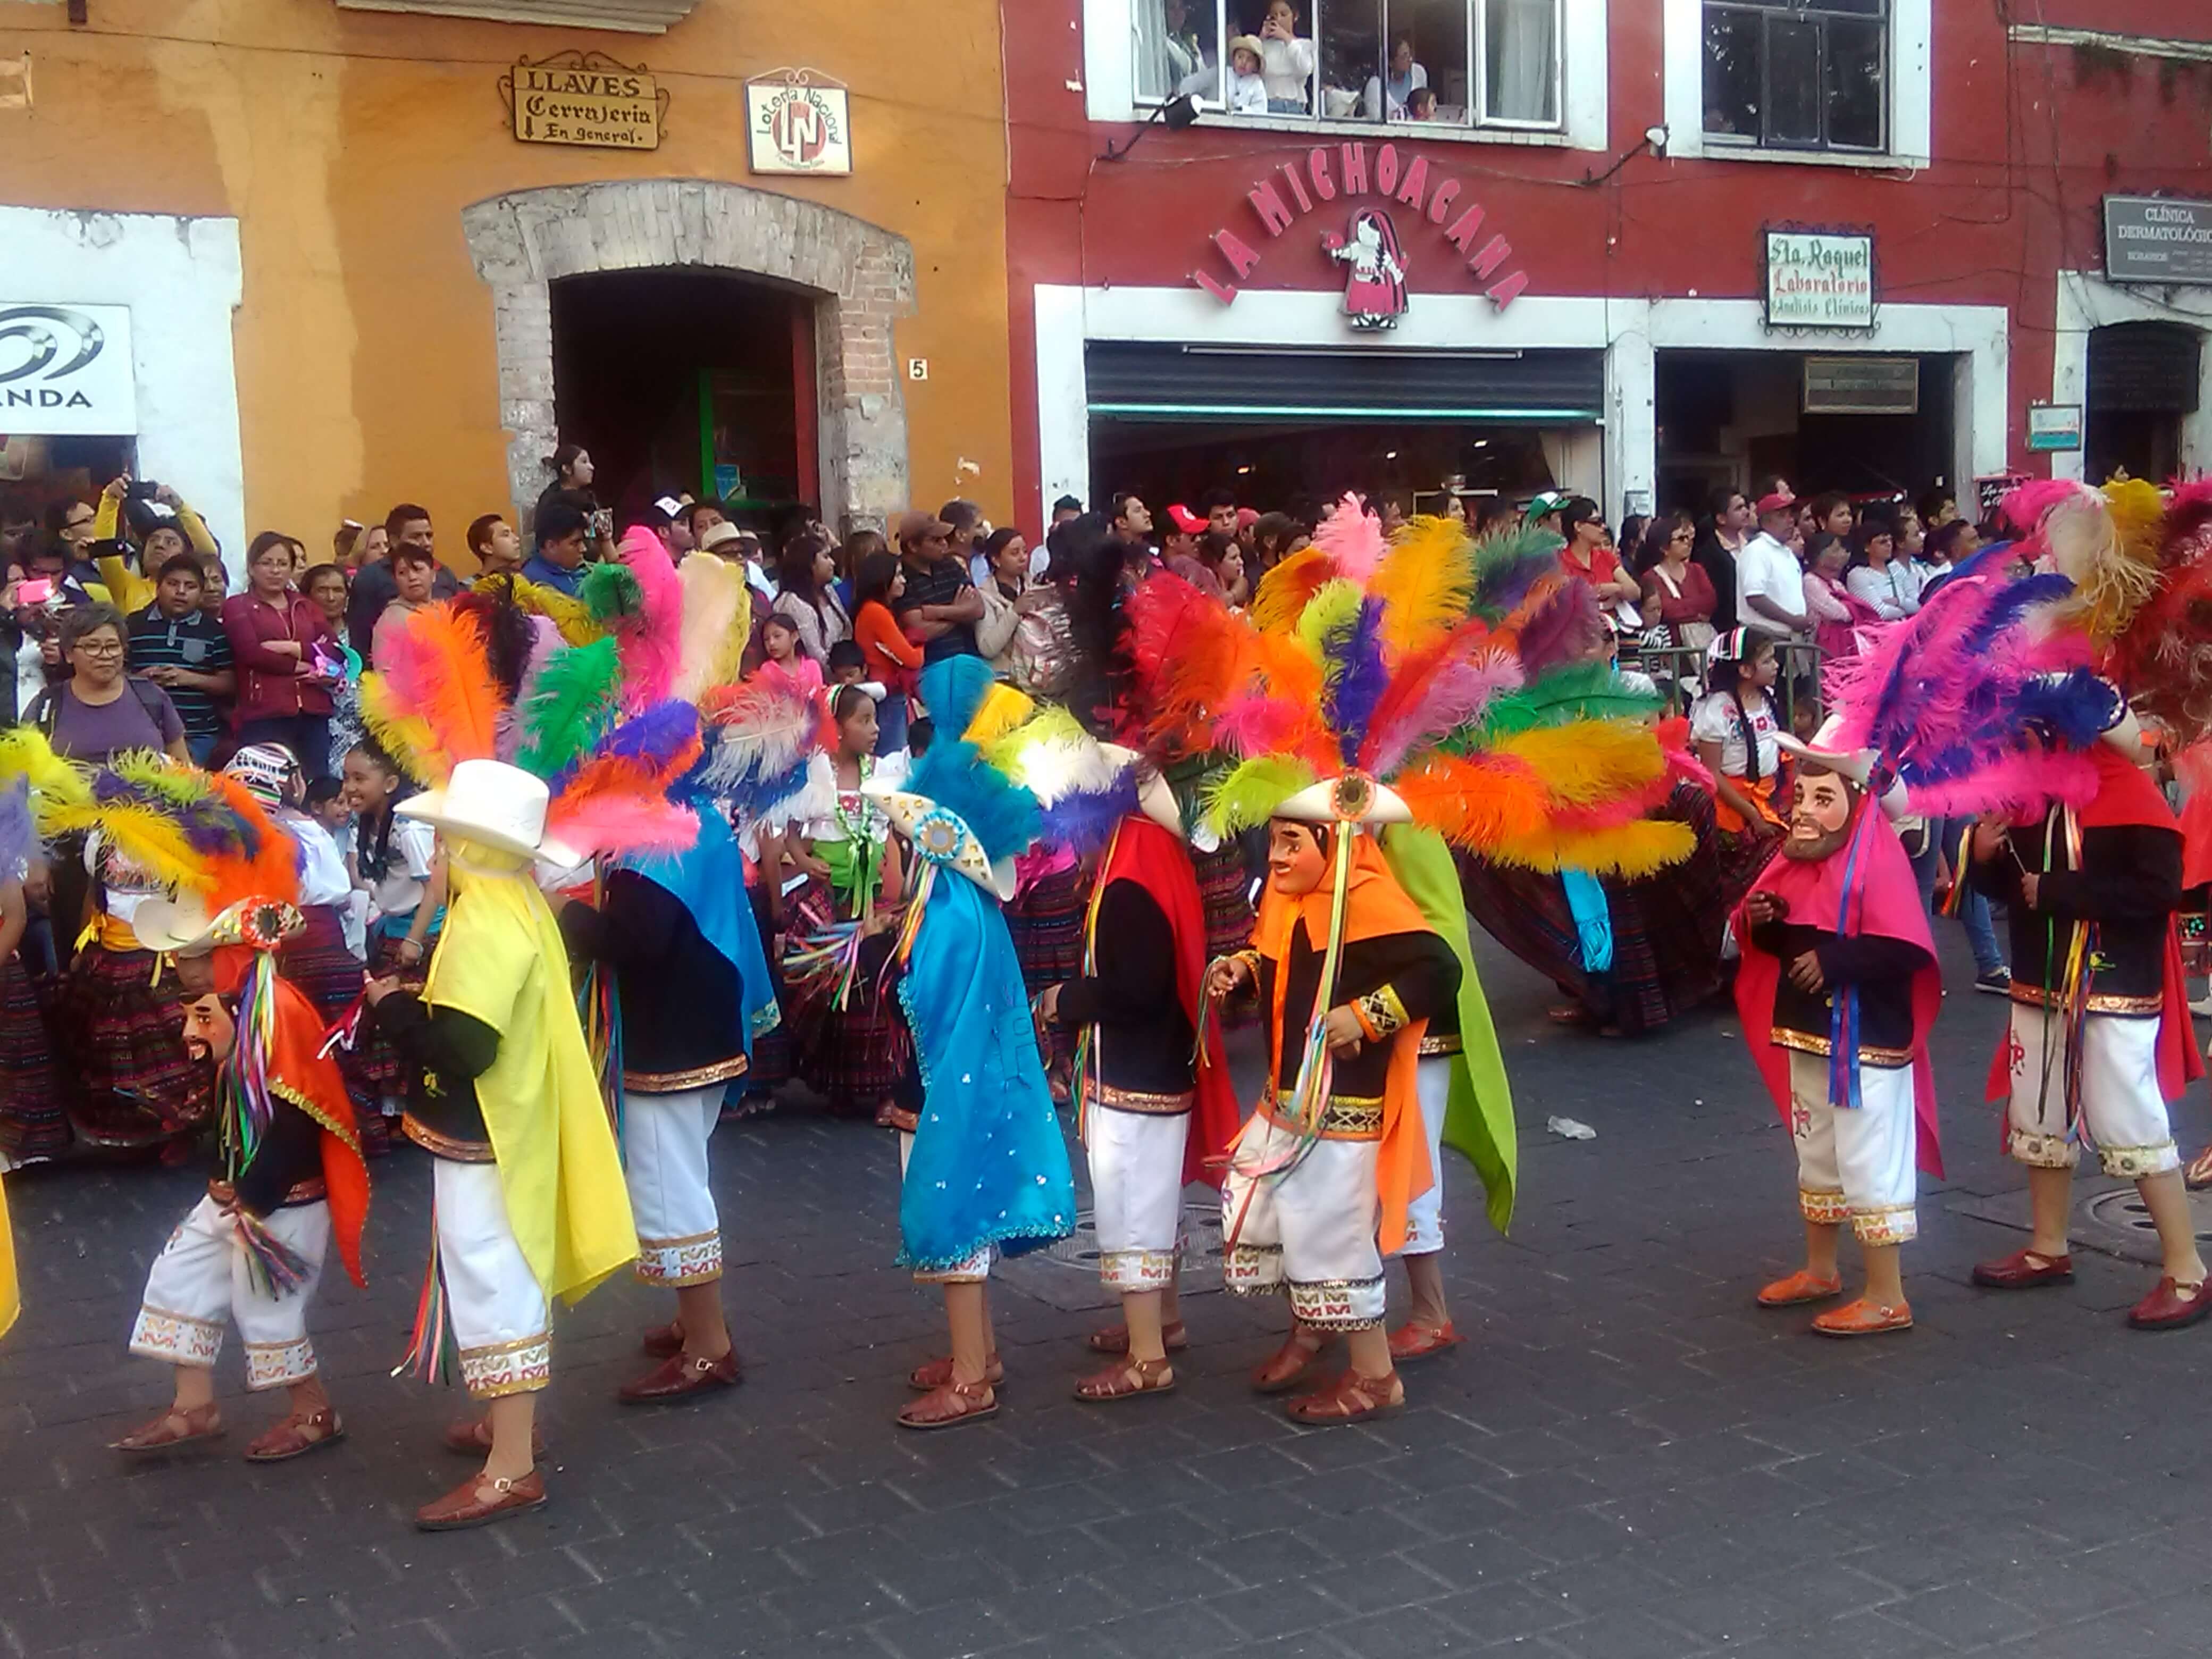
[1161,505,1204,570]
[1737,492,1810,640]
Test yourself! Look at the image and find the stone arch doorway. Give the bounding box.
[461,179,916,533]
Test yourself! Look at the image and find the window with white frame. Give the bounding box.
[1702,0,1886,152]
[1131,0,1562,130]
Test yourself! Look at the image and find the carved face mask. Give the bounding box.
[1267,820,1330,897]
[1783,767,1859,862]
[180,993,237,1066]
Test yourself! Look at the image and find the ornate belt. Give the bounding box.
[2008,982,2161,1017]
[1090,1082,1194,1115]
[1271,1091,1384,1138]
[1771,1027,1912,1068]
[400,1114,495,1163]
[1417,1033,1462,1058]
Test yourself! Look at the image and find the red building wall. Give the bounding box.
[1000,2,2212,526]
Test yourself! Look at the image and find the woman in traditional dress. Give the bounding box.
[340,738,444,1147]
[0,839,64,1167]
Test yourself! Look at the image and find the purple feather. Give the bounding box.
[1513,581,1601,677]
[1041,777,1141,855]
[1326,597,1392,765]
[601,701,701,770]
[0,779,31,876]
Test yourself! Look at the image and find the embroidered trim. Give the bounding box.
[1268,1091,1384,1138]
[281,1178,327,1208]
[130,1304,223,1368]
[1224,1242,1285,1296]
[1099,1247,1179,1292]
[1798,1186,1850,1226]
[1286,1273,1387,1330]
[459,1332,551,1400]
[1772,1027,1914,1069]
[1356,985,1409,1037]
[910,1246,993,1285]
[2006,1127,2079,1169]
[1850,1202,1917,1247]
[2008,983,2162,1017]
[272,1078,362,1161]
[2098,1140,2179,1179]
[401,1115,496,1163]
[635,1229,724,1287]
[242,1335,317,1390]
[1093,1083,1194,1116]
[624,1056,749,1092]
[1417,1032,1463,1057]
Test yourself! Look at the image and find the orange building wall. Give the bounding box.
[0,0,1015,548]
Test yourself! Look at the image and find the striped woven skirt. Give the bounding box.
[53,942,203,1146]
[0,952,66,1163]
[1194,841,1256,964]
[778,877,917,1116]
[1006,861,1089,1077]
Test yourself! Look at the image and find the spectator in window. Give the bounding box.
[1802,531,1878,660]
[1637,512,1716,650]
[1258,0,1314,112]
[33,602,189,765]
[893,510,982,666]
[1225,33,1268,112]
[346,503,455,658]
[1693,486,1752,634]
[774,531,853,666]
[521,501,591,597]
[1362,34,1427,120]
[1845,519,1919,620]
[1557,497,1641,607]
[467,513,524,579]
[943,499,990,589]
[373,542,441,666]
[1736,492,1810,639]
[1405,85,1438,121]
[128,554,236,765]
[225,530,339,780]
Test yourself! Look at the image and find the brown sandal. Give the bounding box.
[111,1401,224,1454]
[896,1377,998,1431]
[1087,1319,1189,1355]
[1285,1368,1405,1426]
[908,1352,1003,1392]
[1251,1331,1329,1395]
[1073,1355,1176,1403]
[244,1407,346,1463]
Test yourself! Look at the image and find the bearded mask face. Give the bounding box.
[180,993,237,1065]
[1784,768,1859,862]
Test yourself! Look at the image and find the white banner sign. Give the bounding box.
[0,303,136,434]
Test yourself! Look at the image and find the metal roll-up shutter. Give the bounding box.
[2087,322,2202,415]
[1085,341,1605,423]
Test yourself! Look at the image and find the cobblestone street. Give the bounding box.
[7,924,2212,1659]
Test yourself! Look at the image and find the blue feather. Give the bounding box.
[1040,777,1141,856]
[917,657,999,745]
[1326,597,1392,765]
[0,778,31,876]
[906,737,1041,865]
[603,701,701,769]
[1957,570,2074,658]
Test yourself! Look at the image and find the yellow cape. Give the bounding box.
[424,859,635,1305]
[1,1171,17,1339]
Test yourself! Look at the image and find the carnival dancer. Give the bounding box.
[1036,746,1238,1401]
[863,658,1075,1430]
[114,887,370,1459]
[1735,726,1939,1336]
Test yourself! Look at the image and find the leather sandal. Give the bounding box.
[618,1348,742,1405]
[111,1401,224,1454]
[2129,1276,2212,1330]
[1811,1297,1913,1337]
[2186,1147,2212,1192]
[909,1352,1003,1392]
[1757,1269,1844,1308]
[1387,1320,1462,1362]
[640,1320,685,1359]
[414,1469,547,1531]
[244,1407,346,1462]
[442,1418,547,1459]
[1250,1331,1329,1395]
[1073,1355,1176,1403]
[1285,1368,1405,1426]
[896,1377,998,1431]
[1087,1319,1189,1355]
[1972,1248,2075,1290]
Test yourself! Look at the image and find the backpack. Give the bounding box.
[27,675,174,747]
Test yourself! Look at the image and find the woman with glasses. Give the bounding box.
[28,604,189,766]
[1557,497,1642,607]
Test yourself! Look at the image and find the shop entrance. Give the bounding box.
[1653,350,1958,516]
[549,268,816,529]
[2085,321,2200,485]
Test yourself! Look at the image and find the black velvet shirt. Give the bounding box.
[559,869,749,1092]
[370,991,501,1156]
[1051,878,1196,1100]
[1257,922,1460,1101]
[1968,816,2181,1003]
[1748,917,1929,1057]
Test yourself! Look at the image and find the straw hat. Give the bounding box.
[397,757,581,867]
[1272,771,1412,828]
[864,784,1017,901]
[133,894,305,957]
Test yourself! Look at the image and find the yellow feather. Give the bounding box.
[1249,546,1335,633]
[40,800,208,891]
[966,683,1036,749]
[504,575,604,646]
[1497,720,1667,808]
[357,674,447,784]
[673,554,750,704]
[1372,516,1476,658]
[0,727,88,807]
[1293,579,1362,665]
[1489,819,1696,877]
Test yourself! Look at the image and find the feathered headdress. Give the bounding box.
[2005,477,2160,648]
[2111,478,2212,752]
[698,659,828,822]
[869,658,1043,902]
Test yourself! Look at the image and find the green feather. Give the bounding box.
[1468,521,1566,621]
[1462,660,1663,744]
[579,561,644,625]
[517,637,622,777]
[1202,755,1316,837]
[1294,579,1362,667]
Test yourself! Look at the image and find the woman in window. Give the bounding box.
[1258,0,1314,113]
[1362,34,1427,121]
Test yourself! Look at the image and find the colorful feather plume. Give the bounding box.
[578,560,645,626]
[1468,521,1565,621]
[904,738,1041,865]
[504,573,603,646]
[543,794,698,858]
[1249,546,1335,634]
[449,583,539,704]
[2005,477,2152,646]
[516,636,623,778]
[1308,493,1387,583]
[1505,579,1602,678]
[602,527,685,710]
[2112,478,2212,749]
[1202,755,1317,837]
[0,778,35,878]
[673,552,750,705]
[700,661,825,817]
[1361,634,1521,778]
[917,656,1002,747]
[1040,772,1142,856]
[0,726,89,809]
[363,601,502,782]
[993,705,1119,803]
[1473,658,1663,740]
[1371,515,1477,656]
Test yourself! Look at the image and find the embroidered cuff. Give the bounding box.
[1355,985,1409,1039]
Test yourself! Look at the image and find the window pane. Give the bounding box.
[1232,0,1316,113]
[1484,0,1558,124]
[1135,0,1223,103]
[1317,0,1382,121]
[1825,18,1884,148]
[1762,16,1822,146]
[1383,0,1468,124]
[1702,8,1761,139]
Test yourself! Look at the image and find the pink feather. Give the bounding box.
[544,795,698,857]
[1214,692,1309,759]
[1310,492,1387,583]
[613,525,684,710]
[499,616,564,764]
[1906,752,2099,820]
[1999,477,2096,541]
[1364,651,1524,778]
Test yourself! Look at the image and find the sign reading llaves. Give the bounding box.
[0,303,136,435]
[500,53,665,151]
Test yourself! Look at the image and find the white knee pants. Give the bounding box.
[1086,1107,1189,1293]
[2005,1006,2176,1178]
[622,1085,724,1286]
[130,1194,330,1389]
[1397,1056,1451,1258]
[1221,1117,1385,1330]
[433,1159,551,1400]
[1788,1051,1917,1245]
[897,1130,993,1284]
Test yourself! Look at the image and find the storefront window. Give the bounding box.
[1129,0,1559,131]
[1703,0,1888,153]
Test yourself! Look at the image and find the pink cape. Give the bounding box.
[1732,804,1944,1178]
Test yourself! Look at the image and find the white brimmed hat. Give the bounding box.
[864,784,1017,901]
[1097,743,1183,838]
[133,894,305,957]
[1273,771,1412,828]
[1778,717,1909,822]
[398,758,581,867]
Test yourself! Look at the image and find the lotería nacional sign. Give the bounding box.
[500,52,665,151]
[1763,228,1875,331]
[745,70,852,176]
[0,303,136,435]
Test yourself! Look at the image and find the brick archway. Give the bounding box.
[461,179,917,533]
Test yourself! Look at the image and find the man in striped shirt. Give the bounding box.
[127,552,236,764]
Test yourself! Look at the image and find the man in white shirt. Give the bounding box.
[1736,492,1810,640]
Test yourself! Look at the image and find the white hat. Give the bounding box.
[698,521,745,556]
[863,784,1018,901]
[1777,717,1910,823]
[1273,772,1412,828]
[398,757,580,867]
[133,894,305,956]
[1097,743,1183,839]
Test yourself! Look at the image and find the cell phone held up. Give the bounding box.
[126,479,161,500]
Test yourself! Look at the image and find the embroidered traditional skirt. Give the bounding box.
[0,951,66,1163]
[53,941,201,1146]
[1006,861,1088,1075]
[780,877,917,1115]
[1193,842,1256,965]
[280,905,393,1149]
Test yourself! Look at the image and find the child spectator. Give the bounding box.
[1227,33,1268,113]
[127,553,236,765]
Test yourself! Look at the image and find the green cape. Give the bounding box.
[1381,823,1518,1232]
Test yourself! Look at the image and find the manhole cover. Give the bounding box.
[2083,1186,2212,1250]
[995,1199,1226,1311]
[1946,1180,2212,1268]
[1040,1200,1225,1275]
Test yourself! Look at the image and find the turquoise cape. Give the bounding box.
[627,802,779,1055]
